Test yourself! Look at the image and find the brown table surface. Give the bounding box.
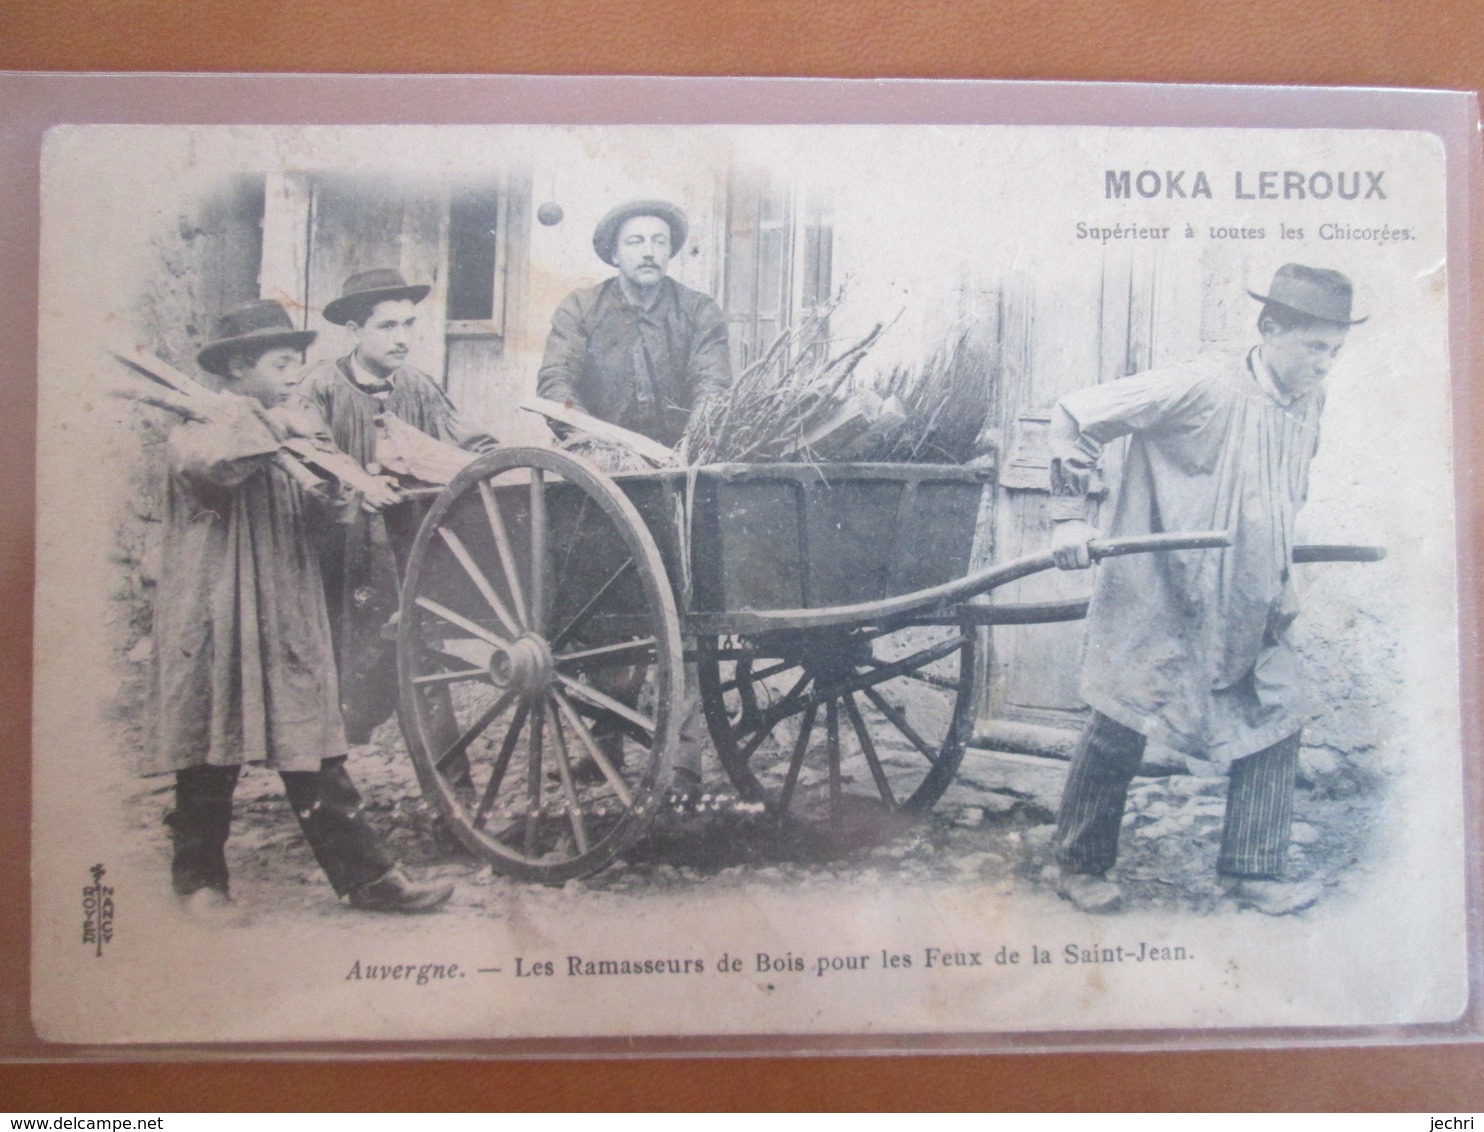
[2,0,1482,1111]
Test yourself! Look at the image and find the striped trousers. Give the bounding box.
[1055,711,1301,879]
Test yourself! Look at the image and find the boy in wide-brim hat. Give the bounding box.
[150,298,454,916]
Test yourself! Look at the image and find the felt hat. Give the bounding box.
[1247,263,1367,325]
[323,268,432,326]
[592,199,689,266]
[197,300,317,377]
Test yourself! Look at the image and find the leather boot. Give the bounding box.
[1219,875,1321,916]
[281,756,397,898]
[1055,868,1123,913]
[168,764,240,897]
[348,865,455,914]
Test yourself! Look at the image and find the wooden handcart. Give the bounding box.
[395,448,1231,883]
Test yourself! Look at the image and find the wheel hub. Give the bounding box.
[488,633,555,696]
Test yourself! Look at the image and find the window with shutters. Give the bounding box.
[722,172,833,373]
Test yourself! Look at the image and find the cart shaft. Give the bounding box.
[687,530,1233,634]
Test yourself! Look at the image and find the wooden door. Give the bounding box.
[442,174,530,437]
[975,247,1203,755]
[722,173,834,374]
[300,172,447,378]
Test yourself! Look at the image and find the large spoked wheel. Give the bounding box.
[397,447,683,884]
[697,621,976,838]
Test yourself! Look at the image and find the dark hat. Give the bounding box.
[1248,264,1367,326]
[197,300,317,377]
[323,268,432,326]
[592,199,689,266]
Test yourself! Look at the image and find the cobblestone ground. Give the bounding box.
[122,704,1383,922]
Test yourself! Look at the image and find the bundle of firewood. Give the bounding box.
[865,330,996,465]
[679,303,886,465]
[108,344,481,493]
[680,309,995,467]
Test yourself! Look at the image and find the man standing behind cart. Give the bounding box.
[1047,264,1365,916]
[537,200,733,795]
[301,269,496,752]
[538,199,732,447]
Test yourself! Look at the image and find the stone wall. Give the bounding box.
[108,175,267,770]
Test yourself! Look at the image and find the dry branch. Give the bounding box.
[682,295,995,466]
[521,397,676,466]
[107,344,396,498]
[374,414,480,485]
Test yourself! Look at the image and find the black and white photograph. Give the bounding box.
[29,116,1468,1045]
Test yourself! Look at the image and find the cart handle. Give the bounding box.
[1290,544,1387,563]
[935,542,1387,626]
[709,530,1233,634]
[1085,531,1234,562]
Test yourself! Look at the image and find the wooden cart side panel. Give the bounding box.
[695,477,807,615]
[892,480,985,597]
[802,478,904,607]
[619,464,989,620]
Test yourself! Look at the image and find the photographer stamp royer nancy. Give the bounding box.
[28,119,1468,1045]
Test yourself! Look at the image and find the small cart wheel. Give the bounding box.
[397,447,683,884]
[697,620,976,837]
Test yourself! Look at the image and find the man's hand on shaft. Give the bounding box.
[359,475,401,512]
[1052,518,1095,570]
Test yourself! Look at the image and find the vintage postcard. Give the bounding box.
[26,100,1474,1050]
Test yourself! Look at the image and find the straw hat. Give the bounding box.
[591,200,688,266]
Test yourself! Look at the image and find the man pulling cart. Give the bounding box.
[1048,264,1370,916]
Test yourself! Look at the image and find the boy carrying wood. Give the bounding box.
[300,269,496,752]
[150,299,454,916]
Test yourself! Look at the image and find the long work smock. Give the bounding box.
[1052,347,1324,768]
[151,395,344,774]
[300,357,495,744]
[536,276,732,447]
